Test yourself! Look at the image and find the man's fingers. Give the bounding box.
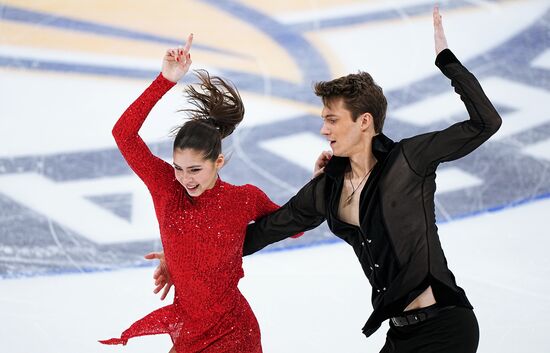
[433,5,442,26]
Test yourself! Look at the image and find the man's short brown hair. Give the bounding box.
[314,71,387,133]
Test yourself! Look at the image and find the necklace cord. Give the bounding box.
[345,163,376,204]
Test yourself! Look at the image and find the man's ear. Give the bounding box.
[360,112,373,132]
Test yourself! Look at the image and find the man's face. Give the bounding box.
[320,98,364,157]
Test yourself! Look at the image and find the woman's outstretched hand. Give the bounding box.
[162,33,194,83]
[433,5,448,56]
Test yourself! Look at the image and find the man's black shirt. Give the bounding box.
[243,49,502,337]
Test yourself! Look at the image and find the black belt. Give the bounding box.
[390,305,456,327]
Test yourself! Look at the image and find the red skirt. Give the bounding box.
[100,292,262,353]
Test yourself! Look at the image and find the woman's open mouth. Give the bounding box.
[186,184,199,192]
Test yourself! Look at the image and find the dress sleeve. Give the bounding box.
[401,49,502,175]
[246,184,281,220]
[112,73,177,196]
[243,176,327,255]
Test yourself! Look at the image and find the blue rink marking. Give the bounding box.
[201,0,330,85]
[0,4,245,58]
[0,0,332,103]
[0,3,549,279]
[0,56,160,79]
[286,0,474,32]
[1,193,549,280]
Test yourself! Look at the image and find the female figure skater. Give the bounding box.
[100,34,287,353]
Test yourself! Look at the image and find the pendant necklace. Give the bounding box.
[345,163,376,205]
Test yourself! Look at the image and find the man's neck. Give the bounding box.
[348,138,377,178]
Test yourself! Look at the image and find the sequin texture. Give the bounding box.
[99,74,280,352]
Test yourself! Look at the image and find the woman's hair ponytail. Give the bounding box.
[173,70,244,161]
[183,69,244,138]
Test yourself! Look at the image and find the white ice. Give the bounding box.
[0,197,549,352]
[1,1,549,353]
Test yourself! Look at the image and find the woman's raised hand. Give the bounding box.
[162,33,194,83]
[433,5,448,56]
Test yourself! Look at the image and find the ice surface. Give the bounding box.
[0,197,548,352]
[0,1,549,352]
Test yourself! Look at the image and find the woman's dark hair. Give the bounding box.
[314,71,387,133]
[173,69,244,161]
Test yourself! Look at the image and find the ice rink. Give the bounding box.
[1,1,549,352]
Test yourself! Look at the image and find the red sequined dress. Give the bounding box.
[100,74,280,352]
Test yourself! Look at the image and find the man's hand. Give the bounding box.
[162,33,194,83]
[313,151,332,178]
[433,5,448,56]
[144,251,173,300]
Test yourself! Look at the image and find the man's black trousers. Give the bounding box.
[379,305,479,353]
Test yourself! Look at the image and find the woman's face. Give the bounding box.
[172,148,224,197]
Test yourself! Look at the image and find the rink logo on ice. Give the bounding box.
[0,3,549,277]
[0,173,157,244]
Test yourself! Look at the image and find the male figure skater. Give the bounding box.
[151,7,501,352]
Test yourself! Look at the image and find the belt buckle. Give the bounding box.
[391,311,427,327]
[390,317,398,326]
[390,316,405,327]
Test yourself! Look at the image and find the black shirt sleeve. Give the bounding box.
[242,175,327,256]
[401,49,502,175]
